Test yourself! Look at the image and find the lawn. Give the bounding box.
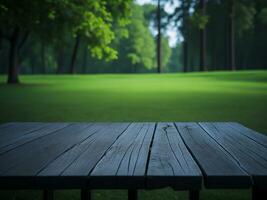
[0,70,266,200]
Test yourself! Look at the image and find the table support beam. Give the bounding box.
[128,190,138,200]
[43,189,54,200]
[189,190,199,200]
[81,189,91,200]
[252,186,265,200]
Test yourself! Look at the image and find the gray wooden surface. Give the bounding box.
[0,122,266,190]
[147,122,201,190]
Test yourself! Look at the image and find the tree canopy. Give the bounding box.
[0,0,131,83]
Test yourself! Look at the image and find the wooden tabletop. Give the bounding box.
[0,122,266,190]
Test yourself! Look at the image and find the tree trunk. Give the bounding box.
[225,20,228,70]
[56,47,65,74]
[199,0,206,71]
[30,56,35,74]
[82,46,88,74]
[157,0,161,73]
[7,27,20,84]
[41,43,46,74]
[70,35,81,74]
[134,65,137,73]
[229,0,235,71]
[0,30,2,51]
[181,0,189,73]
[183,40,188,72]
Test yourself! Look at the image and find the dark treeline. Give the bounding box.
[178,0,267,71]
[0,0,267,84]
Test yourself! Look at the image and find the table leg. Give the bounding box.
[252,186,266,200]
[128,190,138,200]
[43,189,54,200]
[189,190,199,200]
[81,189,91,200]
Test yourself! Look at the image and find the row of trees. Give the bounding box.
[164,0,267,72]
[1,0,267,84]
[0,1,175,79]
[0,1,177,81]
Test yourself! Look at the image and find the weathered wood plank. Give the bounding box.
[228,122,267,148]
[90,122,155,189]
[200,122,267,187]
[1,121,265,191]
[0,123,95,175]
[0,123,70,154]
[39,123,129,176]
[0,122,46,146]
[147,122,202,190]
[175,122,251,189]
[0,122,16,129]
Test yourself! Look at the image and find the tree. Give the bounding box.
[0,0,132,82]
[168,0,194,72]
[69,35,81,74]
[226,0,255,70]
[144,1,169,73]
[115,4,156,72]
[40,42,46,74]
[0,0,40,83]
[259,8,267,25]
[167,43,182,72]
[180,0,193,72]
[199,0,207,71]
[161,37,172,70]
[0,1,70,82]
[157,0,162,73]
[53,3,156,74]
[68,0,131,74]
[141,1,163,73]
[173,0,257,71]
[228,0,235,71]
[189,0,209,71]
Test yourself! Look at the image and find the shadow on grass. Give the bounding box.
[0,83,50,88]
[187,70,267,83]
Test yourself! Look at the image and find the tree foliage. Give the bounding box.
[124,4,156,69]
[0,0,131,82]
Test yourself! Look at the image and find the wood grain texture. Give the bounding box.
[0,123,130,189]
[147,122,202,190]
[200,122,267,187]
[0,123,16,129]
[0,122,46,147]
[0,123,94,175]
[175,122,251,189]
[0,122,266,191]
[90,122,155,189]
[0,123,70,154]
[228,122,267,148]
[40,123,129,176]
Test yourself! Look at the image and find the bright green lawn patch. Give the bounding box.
[0,70,266,200]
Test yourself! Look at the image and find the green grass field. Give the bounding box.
[0,70,266,200]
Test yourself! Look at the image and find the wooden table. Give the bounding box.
[0,122,266,200]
